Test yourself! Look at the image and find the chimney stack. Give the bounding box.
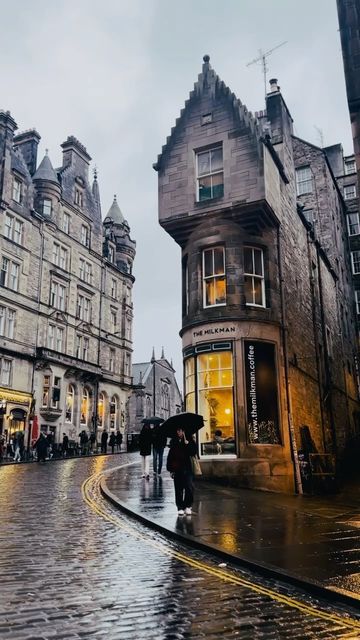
[269,78,279,93]
[13,129,41,176]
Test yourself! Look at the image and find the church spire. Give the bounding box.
[151,347,155,363]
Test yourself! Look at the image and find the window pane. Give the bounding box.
[215,276,226,304]
[219,351,232,368]
[253,249,263,276]
[211,172,224,198]
[213,248,224,275]
[253,277,263,305]
[211,148,223,171]
[198,151,210,176]
[205,279,215,306]
[203,250,213,277]
[198,175,212,201]
[244,275,253,304]
[244,248,253,274]
[220,370,233,386]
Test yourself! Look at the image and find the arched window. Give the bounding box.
[81,388,89,425]
[65,384,75,423]
[98,392,105,428]
[110,395,118,430]
[161,384,170,419]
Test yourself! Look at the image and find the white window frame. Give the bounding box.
[0,306,15,339]
[12,177,22,204]
[110,310,117,334]
[79,258,92,284]
[351,251,360,275]
[124,353,131,377]
[77,294,91,322]
[42,199,52,216]
[52,242,68,270]
[344,184,357,200]
[355,291,360,315]
[202,246,226,308]
[196,146,224,202]
[345,159,356,175]
[81,224,90,247]
[4,213,23,244]
[65,384,75,423]
[0,357,12,386]
[244,246,266,308]
[296,166,313,196]
[62,212,70,234]
[109,348,115,372]
[347,212,360,236]
[111,278,117,299]
[50,281,66,311]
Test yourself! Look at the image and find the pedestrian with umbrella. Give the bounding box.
[162,412,203,516]
[139,422,155,479]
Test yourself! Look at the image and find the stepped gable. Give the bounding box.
[154,54,265,171]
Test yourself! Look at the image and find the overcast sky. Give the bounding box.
[0,0,352,387]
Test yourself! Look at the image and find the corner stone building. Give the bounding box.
[154,56,359,493]
[0,111,135,449]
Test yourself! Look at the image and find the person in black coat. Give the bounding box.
[166,428,197,516]
[62,433,69,458]
[115,430,123,452]
[109,432,116,454]
[101,430,108,454]
[152,425,167,475]
[34,433,48,463]
[139,424,154,479]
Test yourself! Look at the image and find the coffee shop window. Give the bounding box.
[65,384,75,423]
[80,388,90,426]
[203,246,226,308]
[110,395,118,430]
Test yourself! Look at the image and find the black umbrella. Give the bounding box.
[141,416,164,425]
[159,412,204,439]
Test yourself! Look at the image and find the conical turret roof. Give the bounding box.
[104,195,124,224]
[33,151,59,184]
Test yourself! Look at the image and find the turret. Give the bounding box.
[32,150,61,218]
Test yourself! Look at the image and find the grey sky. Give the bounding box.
[0,0,351,386]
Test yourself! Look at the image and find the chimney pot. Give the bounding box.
[269,78,279,92]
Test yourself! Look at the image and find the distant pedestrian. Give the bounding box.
[0,438,4,463]
[139,423,154,479]
[109,432,116,454]
[115,429,123,452]
[101,430,108,454]
[62,433,69,457]
[80,430,89,456]
[90,431,97,453]
[34,433,47,463]
[13,436,21,462]
[166,428,197,516]
[7,439,14,460]
[152,425,167,475]
[46,432,53,458]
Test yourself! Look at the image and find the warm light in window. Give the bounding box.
[224,408,231,415]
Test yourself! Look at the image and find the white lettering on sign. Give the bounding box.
[193,326,236,338]
[247,344,258,440]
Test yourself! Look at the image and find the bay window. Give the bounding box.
[203,247,226,307]
[244,246,265,307]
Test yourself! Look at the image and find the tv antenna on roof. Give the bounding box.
[247,41,287,101]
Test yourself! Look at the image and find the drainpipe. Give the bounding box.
[277,227,303,494]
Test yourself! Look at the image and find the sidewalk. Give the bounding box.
[101,461,360,607]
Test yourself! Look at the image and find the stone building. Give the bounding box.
[153,56,359,493]
[128,348,182,436]
[0,111,135,449]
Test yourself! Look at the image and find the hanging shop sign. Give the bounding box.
[244,340,281,445]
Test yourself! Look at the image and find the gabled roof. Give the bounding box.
[132,362,152,385]
[154,54,264,171]
[33,151,59,184]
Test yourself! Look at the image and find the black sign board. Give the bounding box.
[244,341,281,444]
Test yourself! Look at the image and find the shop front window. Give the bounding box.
[194,350,235,456]
[98,392,105,428]
[65,384,75,423]
[80,388,90,425]
[110,395,118,430]
[185,357,196,413]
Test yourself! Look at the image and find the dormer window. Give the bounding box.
[42,199,52,216]
[196,146,224,201]
[75,188,83,208]
[81,224,90,248]
[12,177,23,204]
[108,245,115,263]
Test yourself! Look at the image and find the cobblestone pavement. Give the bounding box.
[0,454,359,639]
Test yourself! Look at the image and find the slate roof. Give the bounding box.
[104,195,124,224]
[33,152,59,184]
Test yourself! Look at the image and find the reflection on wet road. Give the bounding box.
[0,455,359,639]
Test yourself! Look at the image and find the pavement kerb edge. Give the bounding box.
[99,472,360,612]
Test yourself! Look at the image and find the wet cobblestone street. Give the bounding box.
[0,454,359,639]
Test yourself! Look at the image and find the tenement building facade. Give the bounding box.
[154,56,359,493]
[0,111,136,449]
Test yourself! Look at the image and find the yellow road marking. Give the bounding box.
[81,469,360,634]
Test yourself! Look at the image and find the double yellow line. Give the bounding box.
[82,470,360,635]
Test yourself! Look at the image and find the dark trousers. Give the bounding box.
[153,447,164,474]
[173,470,193,509]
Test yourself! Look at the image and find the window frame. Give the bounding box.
[42,199,52,217]
[296,166,313,196]
[202,246,226,308]
[345,159,356,175]
[344,184,357,200]
[196,145,224,202]
[355,291,360,315]
[0,306,15,339]
[347,212,360,236]
[351,250,360,275]
[80,224,90,248]
[4,213,23,245]
[50,280,67,311]
[62,212,70,234]
[12,177,23,204]
[243,246,266,308]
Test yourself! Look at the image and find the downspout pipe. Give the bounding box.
[277,227,303,494]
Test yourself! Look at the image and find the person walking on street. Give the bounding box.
[109,431,116,454]
[152,425,167,475]
[34,433,48,463]
[167,428,197,516]
[79,430,89,456]
[115,429,123,452]
[139,423,153,479]
[101,430,108,454]
[90,431,96,454]
[62,433,69,458]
